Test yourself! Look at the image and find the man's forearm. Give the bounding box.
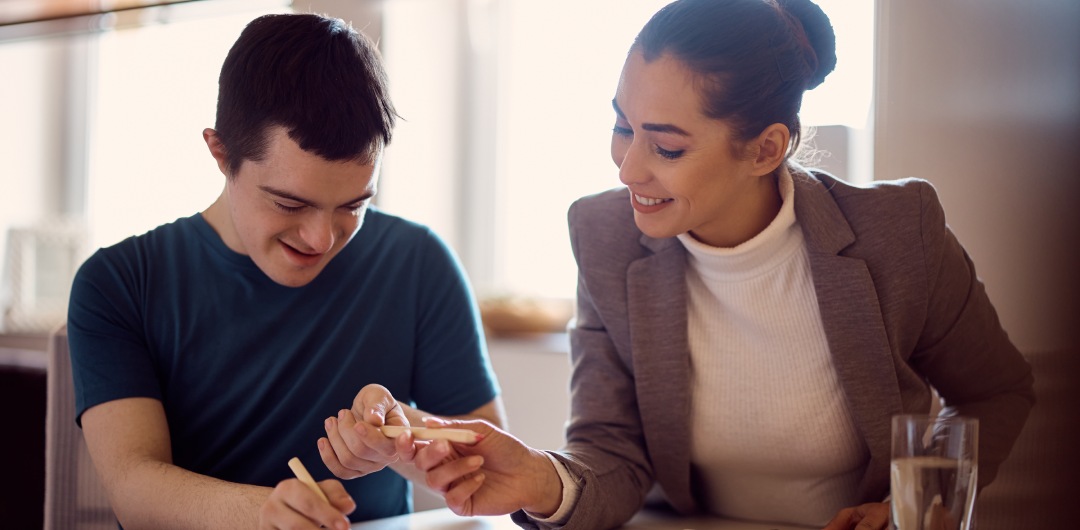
[106,458,271,530]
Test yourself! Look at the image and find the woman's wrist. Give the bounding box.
[520,449,563,517]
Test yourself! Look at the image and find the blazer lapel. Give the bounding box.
[795,174,903,500]
[626,235,697,512]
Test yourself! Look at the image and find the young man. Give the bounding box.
[67,13,503,529]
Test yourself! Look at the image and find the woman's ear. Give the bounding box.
[203,128,232,177]
[750,123,790,176]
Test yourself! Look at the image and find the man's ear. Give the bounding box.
[750,123,791,177]
[203,128,231,177]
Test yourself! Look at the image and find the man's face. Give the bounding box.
[214,126,380,287]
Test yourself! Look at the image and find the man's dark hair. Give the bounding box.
[214,13,397,175]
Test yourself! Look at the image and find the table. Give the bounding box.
[350,507,812,530]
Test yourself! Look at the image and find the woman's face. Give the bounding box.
[611,50,779,248]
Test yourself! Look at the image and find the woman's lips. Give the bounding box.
[630,191,673,213]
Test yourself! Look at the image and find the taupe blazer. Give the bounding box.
[518,170,1034,530]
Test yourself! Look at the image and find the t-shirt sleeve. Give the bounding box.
[408,229,499,415]
[67,246,162,426]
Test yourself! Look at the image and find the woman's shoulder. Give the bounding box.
[802,169,945,226]
[799,169,951,263]
[566,187,657,266]
[805,169,935,200]
[568,187,642,243]
[569,186,633,222]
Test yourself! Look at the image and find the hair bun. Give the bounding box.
[778,0,837,89]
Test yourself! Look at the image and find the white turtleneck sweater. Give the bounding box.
[676,170,867,526]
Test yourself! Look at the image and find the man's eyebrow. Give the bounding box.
[259,185,374,208]
[259,185,313,206]
[611,98,691,136]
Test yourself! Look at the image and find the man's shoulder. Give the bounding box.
[362,207,430,239]
[337,208,461,278]
[354,208,457,258]
[81,214,203,271]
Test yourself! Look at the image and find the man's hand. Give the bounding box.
[318,384,418,479]
[822,502,890,530]
[259,478,354,530]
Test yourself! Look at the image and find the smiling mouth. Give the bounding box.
[633,193,673,207]
[281,241,323,259]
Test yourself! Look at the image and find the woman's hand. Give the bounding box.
[411,417,564,517]
[822,502,890,530]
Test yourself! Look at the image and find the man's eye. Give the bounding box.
[274,202,304,213]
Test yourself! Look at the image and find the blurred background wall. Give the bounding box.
[873,1,1080,526]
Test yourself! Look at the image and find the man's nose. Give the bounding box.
[300,212,335,254]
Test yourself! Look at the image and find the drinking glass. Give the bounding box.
[890,414,979,530]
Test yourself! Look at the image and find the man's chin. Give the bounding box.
[260,262,324,288]
[272,275,318,288]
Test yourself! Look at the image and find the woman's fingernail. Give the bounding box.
[467,455,484,467]
[325,418,333,430]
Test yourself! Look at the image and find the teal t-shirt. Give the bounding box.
[67,208,499,521]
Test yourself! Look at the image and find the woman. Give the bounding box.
[410,0,1034,528]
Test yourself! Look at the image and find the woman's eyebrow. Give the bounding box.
[612,98,626,119]
[612,98,691,136]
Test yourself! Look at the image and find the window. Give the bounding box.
[0,0,288,332]
[0,0,874,332]
[378,0,875,300]
[88,8,289,249]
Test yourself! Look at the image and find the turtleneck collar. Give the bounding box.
[677,168,802,282]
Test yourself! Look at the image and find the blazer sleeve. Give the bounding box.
[512,197,656,530]
[910,181,1035,487]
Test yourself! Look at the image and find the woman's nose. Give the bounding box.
[616,141,649,186]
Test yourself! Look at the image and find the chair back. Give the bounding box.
[44,324,116,529]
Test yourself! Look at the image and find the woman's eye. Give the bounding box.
[612,124,633,137]
[274,202,304,213]
[656,146,685,160]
